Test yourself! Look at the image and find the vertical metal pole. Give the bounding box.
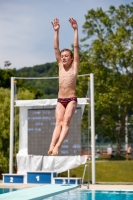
[68,170,70,185]
[88,77,90,157]
[90,73,96,184]
[87,164,89,189]
[9,77,14,173]
[125,115,128,150]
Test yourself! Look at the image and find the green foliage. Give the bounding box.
[1,2,133,171]
[0,63,59,171]
[0,69,16,88]
[0,62,59,99]
[0,87,35,172]
[0,88,10,171]
[15,62,59,99]
[78,3,133,153]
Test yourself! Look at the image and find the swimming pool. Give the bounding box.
[0,188,19,195]
[44,190,133,200]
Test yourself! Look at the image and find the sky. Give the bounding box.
[0,0,133,70]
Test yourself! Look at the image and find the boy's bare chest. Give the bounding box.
[59,68,76,83]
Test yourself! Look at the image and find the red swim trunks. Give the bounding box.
[58,97,77,108]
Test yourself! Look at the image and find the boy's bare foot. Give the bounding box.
[51,145,60,156]
[48,144,55,155]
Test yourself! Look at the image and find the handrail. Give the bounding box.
[82,164,90,188]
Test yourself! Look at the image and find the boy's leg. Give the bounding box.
[52,100,77,155]
[48,102,65,155]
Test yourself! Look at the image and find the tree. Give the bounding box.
[0,87,35,172]
[0,69,16,88]
[78,3,133,153]
[15,62,59,99]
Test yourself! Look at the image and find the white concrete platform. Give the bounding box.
[80,184,133,191]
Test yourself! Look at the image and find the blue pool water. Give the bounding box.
[0,188,19,195]
[45,190,133,200]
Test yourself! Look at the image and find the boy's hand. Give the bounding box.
[69,18,78,30]
[51,18,60,31]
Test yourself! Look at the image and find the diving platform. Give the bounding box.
[0,184,79,200]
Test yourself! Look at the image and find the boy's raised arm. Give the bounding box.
[51,18,61,64]
[69,18,79,67]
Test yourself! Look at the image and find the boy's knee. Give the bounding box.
[56,119,62,126]
[62,118,70,126]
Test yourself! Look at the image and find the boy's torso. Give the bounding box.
[58,63,77,98]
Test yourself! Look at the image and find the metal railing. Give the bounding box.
[82,164,90,189]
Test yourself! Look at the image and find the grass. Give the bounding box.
[58,160,133,183]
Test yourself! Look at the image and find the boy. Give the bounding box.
[48,18,79,156]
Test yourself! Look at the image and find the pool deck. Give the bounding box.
[0,181,133,190]
[0,182,133,190]
[0,183,132,199]
[80,184,133,191]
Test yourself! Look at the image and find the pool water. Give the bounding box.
[0,188,19,195]
[45,190,133,200]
